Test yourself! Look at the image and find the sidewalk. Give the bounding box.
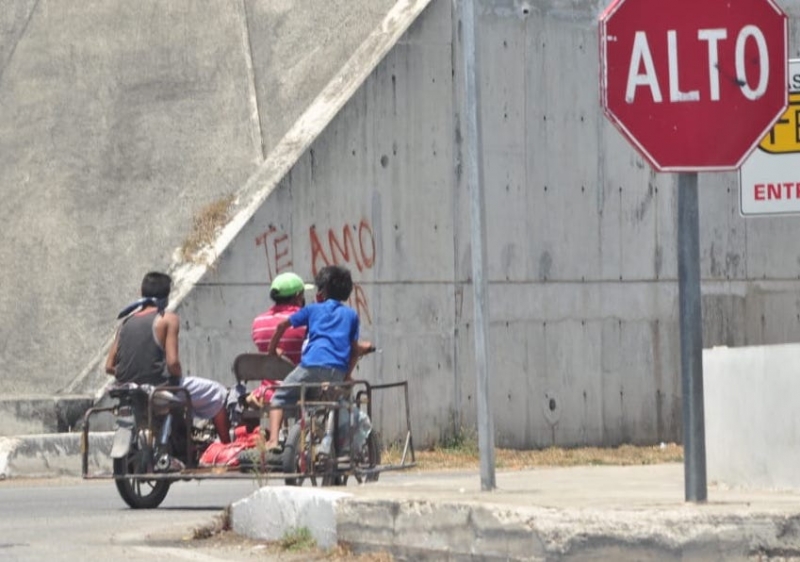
[231,463,800,561]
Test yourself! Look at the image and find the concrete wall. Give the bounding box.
[0,0,395,398]
[6,0,800,449]
[704,344,800,489]
[172,0,800,449]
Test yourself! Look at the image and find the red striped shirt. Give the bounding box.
[251,304,306,365]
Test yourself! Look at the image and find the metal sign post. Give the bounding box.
[600,0,788,502]
[461,0,496,492]
[677,172,707,502]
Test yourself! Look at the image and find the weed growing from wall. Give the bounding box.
[179,194,235,264]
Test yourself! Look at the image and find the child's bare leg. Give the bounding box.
[264,408,283,449]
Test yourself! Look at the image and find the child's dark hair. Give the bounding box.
[315,265,353,301]
[141,271,172,300]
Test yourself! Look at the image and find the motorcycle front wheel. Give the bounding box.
[113,430,171,509]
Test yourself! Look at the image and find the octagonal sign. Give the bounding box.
[599,0,788,172]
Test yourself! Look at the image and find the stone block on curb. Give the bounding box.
[230,486,352,549]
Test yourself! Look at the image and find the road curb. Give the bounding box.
[0,432,113,479]
[231,490,800,561]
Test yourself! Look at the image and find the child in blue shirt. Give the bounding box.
[264,265,372,451]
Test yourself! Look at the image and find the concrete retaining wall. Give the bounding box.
[0,396,93,435]
[0,0,396,400]
[172,0,800,448]
[6,0,800,449]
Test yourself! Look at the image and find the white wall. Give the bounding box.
[704,344,800,489]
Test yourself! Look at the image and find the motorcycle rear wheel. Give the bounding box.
[113,430,171,509]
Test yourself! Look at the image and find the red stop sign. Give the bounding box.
[600,0,788,172]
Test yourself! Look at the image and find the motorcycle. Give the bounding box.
[82,353,416,509]
[83,382,215,508]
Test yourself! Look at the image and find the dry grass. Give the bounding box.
[294,543,395,561]
[383,442,684,471]
[179,194,235,263]
[190,528,394,561]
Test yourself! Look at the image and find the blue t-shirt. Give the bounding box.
[289,299,360,371]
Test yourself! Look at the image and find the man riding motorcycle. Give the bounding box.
[104,271,231,467]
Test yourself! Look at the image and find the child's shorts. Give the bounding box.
[270,366,346,406]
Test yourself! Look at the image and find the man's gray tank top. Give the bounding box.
[114,310,168,386]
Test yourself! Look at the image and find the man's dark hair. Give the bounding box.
[141,271,172,300]
[270,293,295,305]
[315,265,353,301]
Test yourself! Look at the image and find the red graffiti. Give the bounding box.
[310,220,375,276]
[308,220,376,325]
[350,284,372,325]
[253,221,376,324]
[255,226,293,280]
[274,233,291,272]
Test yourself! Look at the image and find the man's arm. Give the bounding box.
[105,334,119,376]
[162,313,182,378]
[267,319,291,356]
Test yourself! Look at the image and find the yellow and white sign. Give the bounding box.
[740,59,800,216]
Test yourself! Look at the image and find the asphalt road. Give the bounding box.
[0,477,273,561]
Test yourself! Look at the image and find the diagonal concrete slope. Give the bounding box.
[64,0,434,398]
[244,0,403,158]
[0,0,398,400]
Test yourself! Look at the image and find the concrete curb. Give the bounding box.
[0,432,113,479]
[335,499,751,561]
[230,490,800,561]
